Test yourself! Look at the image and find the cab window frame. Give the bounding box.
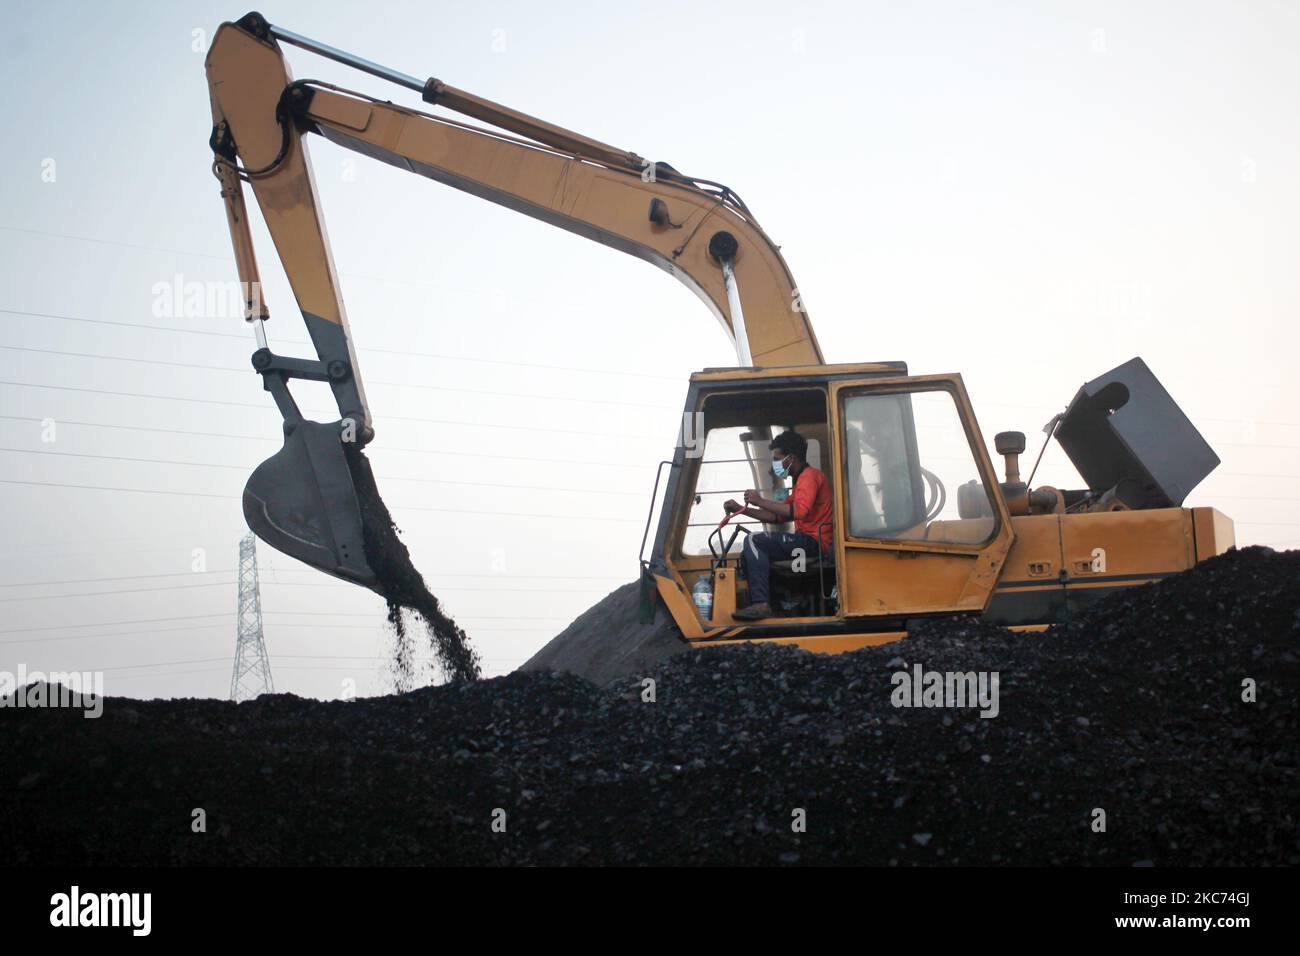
[673,384,831,560]
[836,382,1002,551]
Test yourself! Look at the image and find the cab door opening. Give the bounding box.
[676,385,837,627]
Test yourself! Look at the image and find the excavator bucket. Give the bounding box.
[242,420,378,588]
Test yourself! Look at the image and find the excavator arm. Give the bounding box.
[204,11,822,587]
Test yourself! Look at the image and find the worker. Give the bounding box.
[724,430,833,621]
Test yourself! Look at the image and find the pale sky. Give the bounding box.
[2,0,1297,699]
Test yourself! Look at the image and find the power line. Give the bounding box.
[0,613,230,635]
[260,610,569,619]
[102,661,523,681]
[4,341,676,409]
[0,306,679,380]
[0,581,233,603]
[266,569,626,581]
[2,228,1293,419]
[0,478,643,522]
[0,446,647,495]
[0,380,275,412]
[0,567,624,589]
[262,622,552,632]
[5,364,1300,453]
[0,409,651,469]
[98,656,231,672]
[0,478,234,500]
[0,570,238,589]
[0,624,228,644]
[0,594,604,634]
[8,370,1285,467]
[0,230,684,375]
[0,616,560,644]
[12,316,1299,427]
[30,440,1277,506]
[264,582,608,593]
[0,375,666,439]
[1193,493,1300,502]
[0,226,228,262]
[1,445,246,470]
[64,652,527,674]
[0,344,247,373]
[105,666,234,681]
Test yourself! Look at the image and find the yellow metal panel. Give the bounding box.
[206,25,349,329]
[309,93,373,132]
[654,574,707,641]
[1192,507,1236,561]
[1059,508,1194,582]
[710,566,738,624]
[1002,514,1064,583]
[839,552,991,615]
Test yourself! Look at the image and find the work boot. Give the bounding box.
[732,602,772,621]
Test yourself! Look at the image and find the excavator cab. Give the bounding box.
[643,363,1016,650]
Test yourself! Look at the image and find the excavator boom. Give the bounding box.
[205,11,822,584]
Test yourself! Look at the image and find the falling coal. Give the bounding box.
[343,442,482,684]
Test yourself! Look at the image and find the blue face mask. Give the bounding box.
[772,455,792,479]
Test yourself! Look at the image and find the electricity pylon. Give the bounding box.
[230,532,274,701]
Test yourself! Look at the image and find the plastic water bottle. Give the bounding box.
[692,575,713,620]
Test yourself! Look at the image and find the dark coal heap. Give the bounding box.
[343,443,481,685]
[2,546,1296,866]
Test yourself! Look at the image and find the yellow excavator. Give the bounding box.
[206,12,1233,655]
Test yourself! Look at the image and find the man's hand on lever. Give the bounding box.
[743,488,794,523]
[724,492,792,525]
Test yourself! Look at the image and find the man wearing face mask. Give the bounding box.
[722,429,833,621]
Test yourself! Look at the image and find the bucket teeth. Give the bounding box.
[242,420,377,588]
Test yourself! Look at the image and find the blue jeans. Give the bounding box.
[741,531,821,604]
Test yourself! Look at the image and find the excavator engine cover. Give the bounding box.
[242,420,378,588]
[1055,357,1219,508]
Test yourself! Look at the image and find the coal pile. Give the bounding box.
[519,581,689,684]
[1,546,1296,866]
[344,443,480,685]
